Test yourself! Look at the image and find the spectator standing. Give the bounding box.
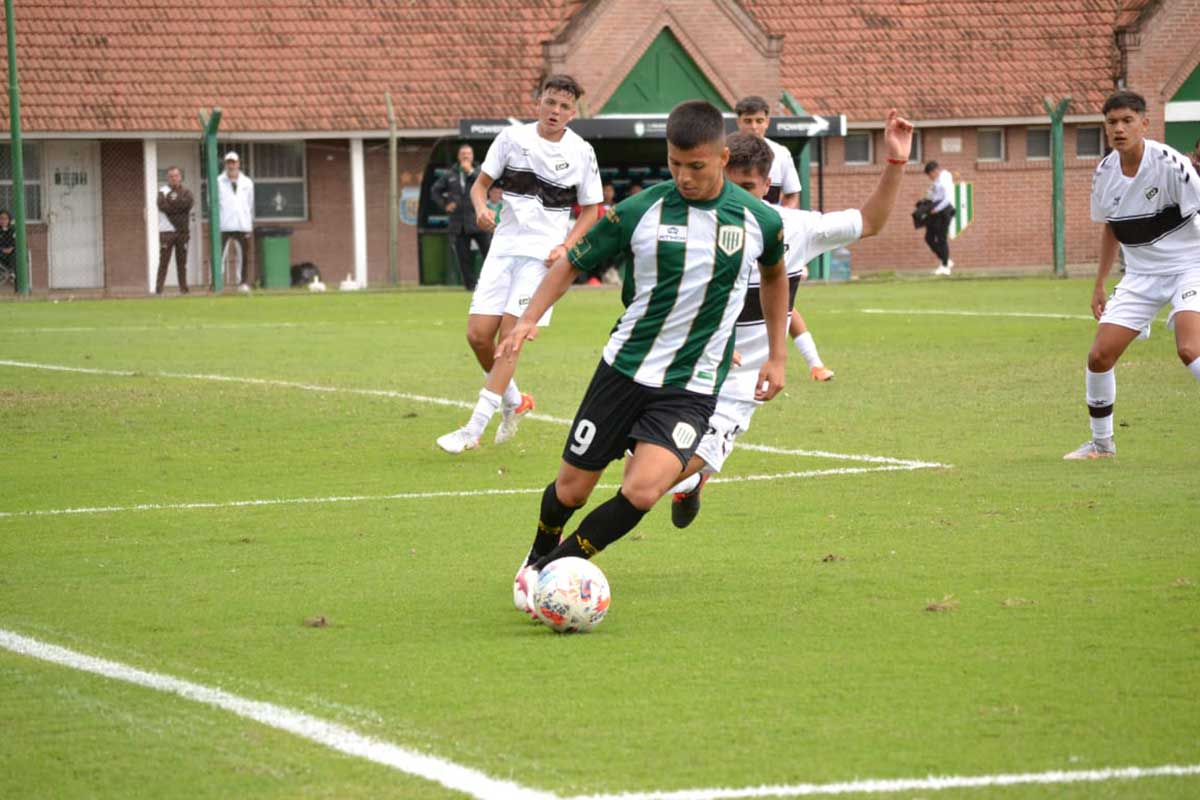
[924,160,956,275]
[217,152,255,293]
[155,167,194,295]
[0,210,15,291]
[432,144,491,290]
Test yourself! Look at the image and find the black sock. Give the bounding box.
[527,482,580,565]
[533,490,646,570]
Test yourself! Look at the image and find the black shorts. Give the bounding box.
[562,359,718,471]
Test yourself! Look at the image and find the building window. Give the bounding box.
[1026,128,1051,160]
[844,132,873,165]
[1076,125,1103,158]
[0,142,43,221]
[977,128,1005,161]
[908,130,922,164]
[201,140,308,221]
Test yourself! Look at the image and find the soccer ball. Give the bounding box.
[533,557,611,633]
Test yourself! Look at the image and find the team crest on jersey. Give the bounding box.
[1145,187,1159,200]
[605,207,620,223]
[717,225,744,256]
[671,422,698,450]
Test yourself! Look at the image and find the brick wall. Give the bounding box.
[1123,0,1200,141]
[816,124,1104,273]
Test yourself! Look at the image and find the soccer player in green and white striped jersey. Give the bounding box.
[495,101,793,614]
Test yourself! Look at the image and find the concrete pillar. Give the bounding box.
[350,137,367,287]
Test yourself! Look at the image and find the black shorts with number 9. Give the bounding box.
[562,359,718,472]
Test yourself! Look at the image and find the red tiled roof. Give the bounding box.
[0,0,583,133]
[0,0,1130,133]
[742,0,1120,120]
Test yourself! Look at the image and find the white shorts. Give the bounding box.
[1100,270,1200,338]
[468,253,554,326]
[694,397,758,474]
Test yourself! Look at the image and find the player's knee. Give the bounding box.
[620,484,662,512]
[465,325,492,353]
[1087,347,1116,373]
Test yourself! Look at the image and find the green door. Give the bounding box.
[1165,64,1200,155]
[600,28,730,114]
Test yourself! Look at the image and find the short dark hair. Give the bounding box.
[540,74,584,100]
[0,209,9,217]
[725,132,774,178]
[735,95,771,117]
[1102,90,1146,116]
[667,100,726,150]
[165,165,181,174]
[923,160,939,175]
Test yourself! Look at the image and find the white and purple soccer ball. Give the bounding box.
[533,557,611,633]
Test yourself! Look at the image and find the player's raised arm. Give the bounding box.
[858,109,915,238]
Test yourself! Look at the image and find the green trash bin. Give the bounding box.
[420,232,448,285]
[255,227,293,289]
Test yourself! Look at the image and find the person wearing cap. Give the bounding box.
[217,151,256,292]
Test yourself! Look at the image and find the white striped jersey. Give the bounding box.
[568,180,785,395]
[1091,139,1200,276]
[765,137,802,204]
[722,207,862,403]
[481,122,603,260]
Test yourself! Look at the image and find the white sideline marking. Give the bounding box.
[0,359,573,425]
[0,465,939,519]
[859,308,1094,321]
[568,764,1200,799]
[0,358,949,519]
[2,628,1196,800]
[0,629,553,800]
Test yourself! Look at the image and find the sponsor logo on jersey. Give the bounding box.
[671,422,698,450]
[555,161,570,171]
[717,225,745,256]
[657,225,688,243]
[605,208,620,224]
[1183,289,1197,300]
[1145,187,1159,200]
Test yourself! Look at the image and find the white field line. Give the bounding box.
[0,629,554,800]
[567,764,1200,800]
[858,308,1094,321]
[0,465,930,519]
[2,627,1196,800]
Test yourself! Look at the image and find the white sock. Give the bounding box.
[793,332,823,368]
[1085,368,1115,441]
[502,379,522,408]
[668,473,702,495]
[465,388,502,438]
[1189,357,1200,382]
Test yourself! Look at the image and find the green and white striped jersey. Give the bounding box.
[568,179,785,395]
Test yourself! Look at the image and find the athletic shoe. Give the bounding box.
[671,474,709,529]
[933,265,952,276]
[237,283,252,294]
[514,565,540,618]
[512,554,534,612]
[810,365,835,382]
[436,426,480,454]
[1062,438,1116,460]
[494,393,534,445]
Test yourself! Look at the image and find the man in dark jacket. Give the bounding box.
[431,144,490,290]
[156,166,195,294]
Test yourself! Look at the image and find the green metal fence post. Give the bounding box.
[1044,97,1071,278]
[199,108,223,291]
[5,0,29,294]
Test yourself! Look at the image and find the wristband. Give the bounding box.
[886,157,907,165]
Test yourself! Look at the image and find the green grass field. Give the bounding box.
[1,277,1197,799]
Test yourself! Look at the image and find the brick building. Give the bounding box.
[1,0,1197,293]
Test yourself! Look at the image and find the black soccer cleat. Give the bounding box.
[670,474,709,529]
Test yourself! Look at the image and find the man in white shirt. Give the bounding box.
[217,152,255,293]
[734,95,801,208]
[666,118,913,527]
[923,160,956,275]
[735,95,834,380]
[436,75,603,454]
[1064,90,1200,459]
